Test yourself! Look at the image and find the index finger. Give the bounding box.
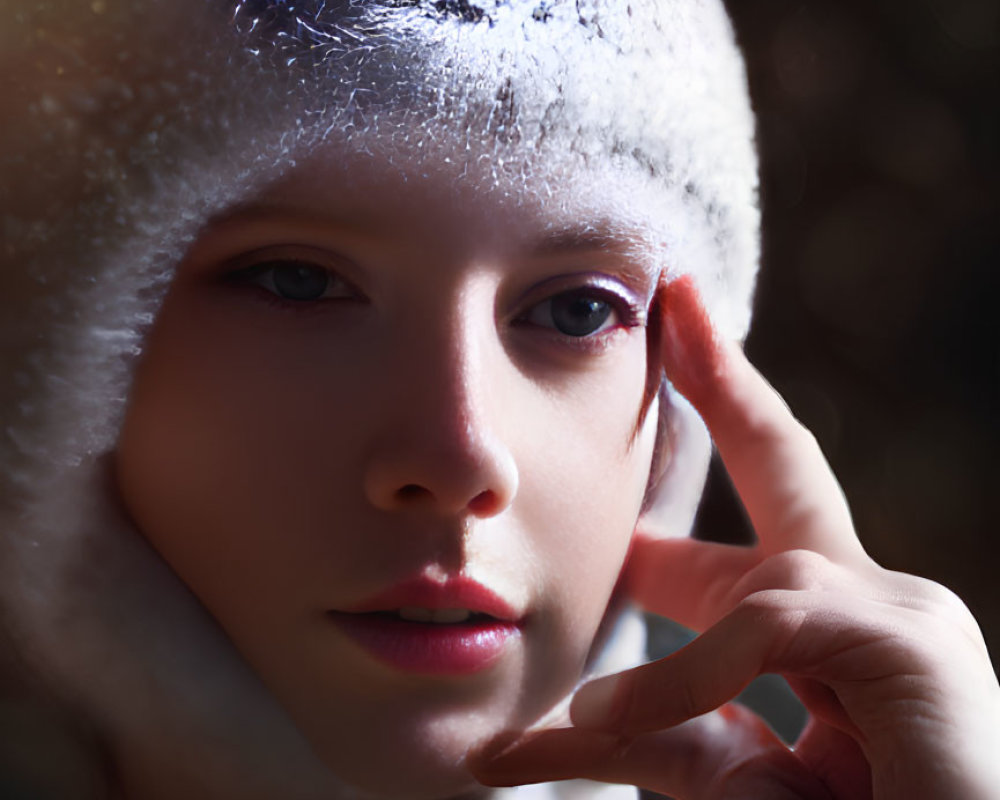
[659,276,865,563]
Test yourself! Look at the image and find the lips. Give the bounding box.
[330,576,523,675]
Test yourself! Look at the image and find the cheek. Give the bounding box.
[115,304,365,620]
[512,348,657,644]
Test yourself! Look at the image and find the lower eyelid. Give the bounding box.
[535,325,634,358]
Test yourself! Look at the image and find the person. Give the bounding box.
[0,1,996,798]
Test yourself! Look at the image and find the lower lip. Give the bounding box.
[329,613,521,675]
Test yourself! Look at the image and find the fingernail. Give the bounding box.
[570,674,624,731]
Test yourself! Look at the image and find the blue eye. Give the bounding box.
[271,262,330,301]
[524,289,620,337]
[227,259,355,302]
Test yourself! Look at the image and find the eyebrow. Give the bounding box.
[202,205,662,286]
[530,227,623,256]
[531,225,661,284]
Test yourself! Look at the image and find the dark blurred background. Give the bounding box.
[699,0,998,662]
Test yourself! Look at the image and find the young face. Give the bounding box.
[115,150,661,797]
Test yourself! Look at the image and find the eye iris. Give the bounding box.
[272,262,330,301]
[550,293,613,337]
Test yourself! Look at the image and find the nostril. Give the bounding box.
[395,484,432,504]
[467,490,499,516]
[382,484,509,516]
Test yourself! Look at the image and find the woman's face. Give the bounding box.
[116,151,661,797]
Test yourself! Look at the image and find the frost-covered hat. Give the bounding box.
[0,1,757,795]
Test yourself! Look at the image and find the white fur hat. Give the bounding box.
[0,1,757,795]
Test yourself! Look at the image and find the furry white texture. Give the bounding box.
[0,0,757,796]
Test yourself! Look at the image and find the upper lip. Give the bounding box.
[341,576,521,622]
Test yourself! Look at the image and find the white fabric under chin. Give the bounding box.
[498,781,637,799]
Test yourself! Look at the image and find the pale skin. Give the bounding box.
[470,276,1000,798]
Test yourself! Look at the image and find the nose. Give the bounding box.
[362,288,519,518]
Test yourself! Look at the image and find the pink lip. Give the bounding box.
[344,576,520,620]
[330,577,523,675]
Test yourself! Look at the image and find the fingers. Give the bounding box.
[792,716,873,799]
[625,530,874,634]
[625,536,764,631]
[470,705,831,799]
[659,277,865,564]
[567,589,886,739]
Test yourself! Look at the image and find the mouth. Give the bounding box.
[376,607,496,624]
[330,577,524,675]
[342,575,521,620]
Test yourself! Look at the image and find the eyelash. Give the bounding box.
[223,259,361,307]
[223,259,644,344]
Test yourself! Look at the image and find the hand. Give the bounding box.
[470,276,1000,799]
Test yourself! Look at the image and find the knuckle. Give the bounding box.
[914,578,970,615]
[628,665,708,729]
[732,588,809,630]
[676,673,706,722]
[896,575,987,647]
[731,549,836,601]
[732,410,788,454]
[887,571,974,618]
[729,589,815,663]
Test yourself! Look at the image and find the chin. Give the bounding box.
[333,768,483,800]
[310,737,487,800]
[292,698,513,800]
